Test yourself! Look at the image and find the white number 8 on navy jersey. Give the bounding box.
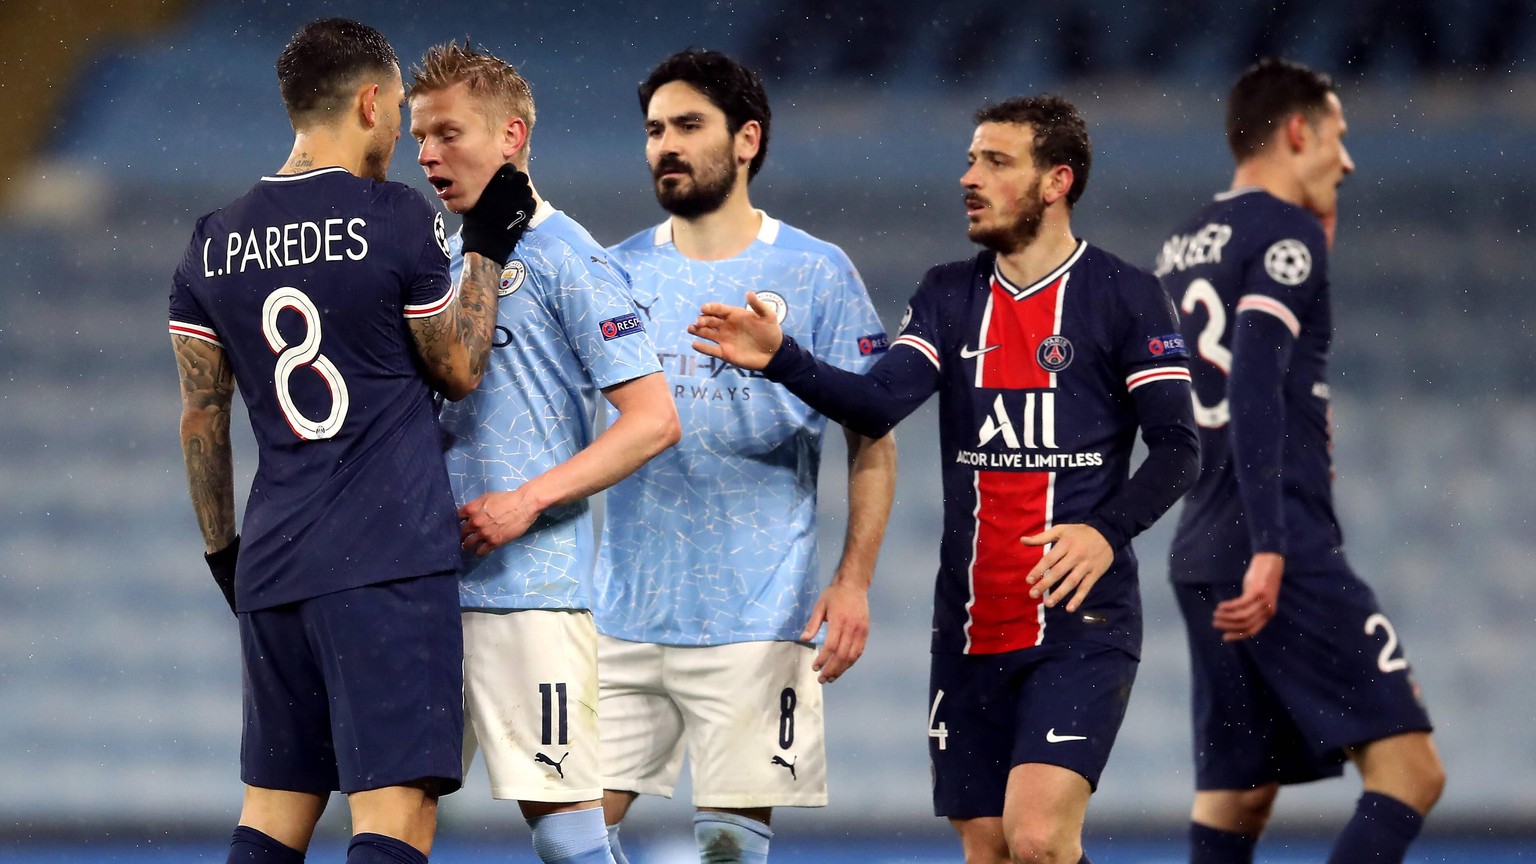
[262,286,350,440]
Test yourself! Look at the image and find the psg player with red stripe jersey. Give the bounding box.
[690,96,1198,864]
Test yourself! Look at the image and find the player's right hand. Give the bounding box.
[204,536,239,616]
[461,163,535,263]
[1213,552,1284,641]
[688,292,783,370]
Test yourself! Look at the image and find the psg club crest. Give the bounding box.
[498,260,527,296]
[1037,335,1073,372]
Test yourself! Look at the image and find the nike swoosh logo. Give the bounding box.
[959,344,1001,359]
[1045,728,1087,743]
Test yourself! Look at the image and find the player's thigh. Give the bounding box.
[306,573,464,794]
[240,603,340,793]
[664,640,827,809]
[463,609,603,802]
[596,634,686,798]
[1250,569,1433,757]
[1174,582,1337,790]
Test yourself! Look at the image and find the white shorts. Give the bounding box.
[597,636,827,808]
[463,609,601,802]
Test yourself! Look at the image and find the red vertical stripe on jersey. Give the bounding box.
[965,275,1063,654]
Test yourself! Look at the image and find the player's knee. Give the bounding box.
[1193,786,1277,835]
[1005,823,1079,864]
[1358,733,1446,814]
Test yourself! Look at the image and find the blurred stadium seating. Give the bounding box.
[1,0,1532,854]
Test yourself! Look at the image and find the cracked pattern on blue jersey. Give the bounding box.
[441,203,661,610]
[594,214,885,645]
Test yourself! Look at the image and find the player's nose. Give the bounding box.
[1340,144,1355,175]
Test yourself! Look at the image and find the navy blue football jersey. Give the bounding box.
[765,242,1196,657]
[169,167,462,610]
[1155,188,1343,582]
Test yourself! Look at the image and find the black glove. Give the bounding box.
[461,164,535,263]
[205,536,240,615]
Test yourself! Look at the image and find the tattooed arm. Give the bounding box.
[173,334,237,552]
[408,251,501,401]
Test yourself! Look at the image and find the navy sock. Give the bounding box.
[346,833,428,864]
[526,808,615,863]
[693,812,772,864]
[227,826,304,863]
[1327,791,1424,864]
[1190,821,1258,864]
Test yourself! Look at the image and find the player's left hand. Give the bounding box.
[800,578,870,684]
[1022,524,1113,612]
[459,489,539,556]
[688,292,783,370]
[1213,552,1284,641]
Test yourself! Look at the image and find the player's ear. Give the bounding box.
[358,83,381,129]
[734,120,761,169]
[1042,164,1074,206]
[1283,112,1310,154]
[500,115,529,162]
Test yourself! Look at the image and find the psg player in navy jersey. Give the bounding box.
[170,19,531,864]
[1154,59,1444,864]
[691,96,1197,864]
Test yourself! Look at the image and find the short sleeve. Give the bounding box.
[809,249,887,375]
[555,249,663,389]
[395,188,455,318]
[168,214,220,346]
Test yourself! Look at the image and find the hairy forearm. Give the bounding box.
[413,253,501,400]
[834,430,896,586]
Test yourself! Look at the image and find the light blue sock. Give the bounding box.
[527,808,616,864]
[693,812,771,864]
[606,823,631,864]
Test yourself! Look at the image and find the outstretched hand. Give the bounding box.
[688,292,784,370]
[1213,552,1284,641]
[1022,523,1113,613]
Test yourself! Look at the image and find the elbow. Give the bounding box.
[436,370,484,403]
[653,404,682,454]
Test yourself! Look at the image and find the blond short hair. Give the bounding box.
[409,40,536,133]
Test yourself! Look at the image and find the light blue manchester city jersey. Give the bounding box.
[442,201,661,610]
[595,213,887,645]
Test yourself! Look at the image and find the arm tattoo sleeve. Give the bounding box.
[409,253,501,393]
[172,334,237,551]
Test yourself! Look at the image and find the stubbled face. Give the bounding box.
[1297,93,1354,221]
[644,80,741,219]
[961,121,1048,254]
[362,65,405,183]
[410,81,513,214]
